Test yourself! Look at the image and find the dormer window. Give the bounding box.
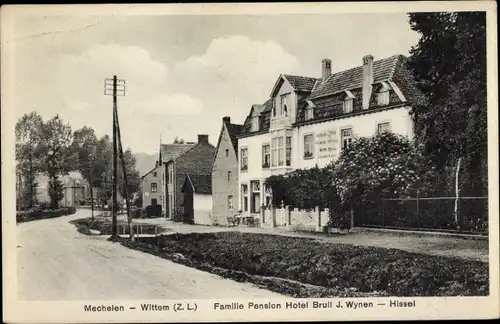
[251,116,259,132]
[305,99,315,121]
[376,82,391,106]
[343,99,353,114]
[343,90,355,114]
[280,94,289,117]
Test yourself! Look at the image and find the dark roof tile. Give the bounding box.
[184,174,212,194]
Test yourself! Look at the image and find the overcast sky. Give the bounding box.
[13,13,421,155]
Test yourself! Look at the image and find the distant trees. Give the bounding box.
[173,136,185,144]
[38,115,75,209]
[15,112,44,209]
[15,113,142,211]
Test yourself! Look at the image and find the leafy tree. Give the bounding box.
[38,115,75,209]
[407,12,487,196]
[15,112,44,209]
[117,148,141,200]
[71,126,100,218]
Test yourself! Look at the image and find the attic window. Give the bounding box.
[280,94,289,117]
[377,82,391,106]
[251,116,259,132]
[306,100,315,121]
[343,98,353,114]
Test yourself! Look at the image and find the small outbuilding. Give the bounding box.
[181,174,213,225]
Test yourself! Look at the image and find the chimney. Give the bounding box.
[222,116,231,124]
[322,58,332,81]
[362,55,374,110]
[198,134,209,144]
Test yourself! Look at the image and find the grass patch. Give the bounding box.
[122,231,488,298]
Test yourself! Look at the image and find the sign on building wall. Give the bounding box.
[315,129,338,160]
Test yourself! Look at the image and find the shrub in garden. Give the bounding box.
[326,132,437,230]
[145,204,162,217]
[16,206,76,223]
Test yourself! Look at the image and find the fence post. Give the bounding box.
[286,206,291,226]
[350,206,354,229]
[271,207,276,228]
[381,199,385,228]
[457,189,462,233]
[316,206,321,232]
[416,190,420,229]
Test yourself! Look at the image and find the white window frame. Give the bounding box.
[304,133,315,159]
[306,107,314,120]
[341,128,354,150]
[227,171,232,182]
[240,148,248,171]
[285,136,292,167]
[377,82,391,106]
[343,98,353,114]
[271,131,292,167]
[151,182,158,193]
[251,116,259,132]
[377,122,391,134]
[262,144,270,168]
[280,93,289,117]
[228,195,234,210]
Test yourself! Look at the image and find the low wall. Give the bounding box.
[261,206,330,232]
[194,210,212,226]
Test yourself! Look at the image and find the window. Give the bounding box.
[377,122,391,134]
[225,149,229,157]
[251,116,259,132]
[227,195,234,210]
[153,171,157,177]
[242,185,248,212]
[227,171,232,182]
[151,198,157,205]
[286,136,292,166]
[304,134,314,158]
[262,144,270,168]
[241,148,248,171]
[306,107,314,120]
[280,94,289,116]
[271,131,291,167]
[343,98,353,114]
[169,170,173,184]
[151,182,157,193]
[341,128,353,150]
[377,90,390,106]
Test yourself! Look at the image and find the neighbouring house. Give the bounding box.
[181,174,213,225]
[211,116,244,225]
[157,134,216,221]
[237,54,424,218]
[32,171,91,208]
[140,164,162,208]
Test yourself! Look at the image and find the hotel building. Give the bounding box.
[236,54,423,216]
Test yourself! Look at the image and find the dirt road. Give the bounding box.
[16,210,282,300]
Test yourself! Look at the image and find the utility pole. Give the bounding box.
[105,76,125,240]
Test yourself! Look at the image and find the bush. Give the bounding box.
[145,204,162,217]
[16,206,76,224]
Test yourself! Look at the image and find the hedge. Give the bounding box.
[16,207,76,224]
[145,204,162,217]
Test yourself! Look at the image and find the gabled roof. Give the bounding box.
[159,143,195,163]
[140,165,159,179]
[309,54,404,99]
[211,120,244,174]
[270,74,319,97]
[283,75,320,92]
[182,174,212,194]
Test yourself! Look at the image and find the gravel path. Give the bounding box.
[17,210,282,301]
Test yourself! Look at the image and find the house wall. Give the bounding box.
[141,166,161,207]
[238,106,414,217]
[174,143,216,221]
[296,106,414,169]
[238,132,272,213]
[166,162,175,218]
[212,124,240,225]
[193,194,213,225]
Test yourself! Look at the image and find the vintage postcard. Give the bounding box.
[2,1,499,323]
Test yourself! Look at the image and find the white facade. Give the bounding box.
[238,106,414,216]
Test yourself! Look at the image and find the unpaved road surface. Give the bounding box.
[17,210,282,301]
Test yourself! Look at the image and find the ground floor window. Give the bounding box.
[228,195,234,210]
